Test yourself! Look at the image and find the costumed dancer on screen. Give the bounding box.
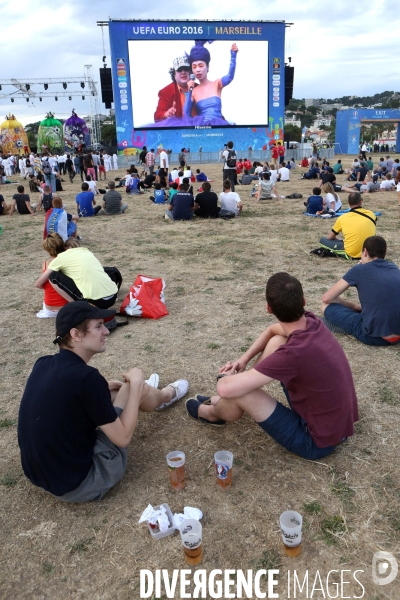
[184,41,238,126]
[154,55,198,122]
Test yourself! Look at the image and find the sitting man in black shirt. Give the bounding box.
[18,301,189,503]
[194,182,220,218]
[0,194,10,215]
[319,167,341,191]
[8,184,37,216]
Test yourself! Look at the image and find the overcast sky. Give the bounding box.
[1,0,398,126]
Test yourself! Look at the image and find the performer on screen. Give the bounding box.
[184,41,238,126]
[154,56,197,122]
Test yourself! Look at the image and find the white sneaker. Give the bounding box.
[155,379,189,410]
[145,373,159,388]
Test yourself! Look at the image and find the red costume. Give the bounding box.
[154,82,185,122]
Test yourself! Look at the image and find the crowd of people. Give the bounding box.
[1,142,400,504]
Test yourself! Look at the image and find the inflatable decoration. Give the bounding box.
[0,114,30,155]
[37,112,64,152]
[63,109,90,150]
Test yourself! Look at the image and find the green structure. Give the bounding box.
[37,112,64,152]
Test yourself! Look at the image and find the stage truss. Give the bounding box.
[0,66,101,145]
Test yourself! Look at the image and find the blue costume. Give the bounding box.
[184,46,237,126]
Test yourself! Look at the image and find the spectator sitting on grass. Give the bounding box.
[194,182,220,218]
[37,185,53,213]
[101,181,128,214]
[8,184,37,217]
[240,170,253,185]
[28,173,41,193]
[220,179,243,215]
[257,173,278,202]
[45,197,78,242]
[380,173,396,191]
[85,175,98,195]
[76,182,101,217]
[168,182,179,201]
[195,169,210,182]
[304,187,323,215]
[150,183,167,204]
[165,182,194,221]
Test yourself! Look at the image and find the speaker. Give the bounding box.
[100,67,113,109]
[284,133,291,143]
[284,66,294,106]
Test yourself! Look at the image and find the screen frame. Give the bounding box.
[108,20,286,153]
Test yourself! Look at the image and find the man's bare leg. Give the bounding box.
[112,381,176,412]
[199,334,287,423]
[199,387,277,424]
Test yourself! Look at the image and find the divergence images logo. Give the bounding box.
[372,551,398,586]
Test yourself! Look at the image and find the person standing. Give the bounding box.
[361,142,367,161]
[65,154,75,183]
[145,148,155,176]
[42,157,56,193]
[222,141,237,192]
[84,153,96,181]
[92,152,100,181]
[159,148,169,173]
[98,154,107,180]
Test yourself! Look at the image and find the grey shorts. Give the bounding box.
[58,407,127,503]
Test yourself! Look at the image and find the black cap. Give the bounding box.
[53,301,115,344]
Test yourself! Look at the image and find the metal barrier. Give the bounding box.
[118,147,335,169]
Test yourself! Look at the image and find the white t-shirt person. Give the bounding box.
[219,190,242,216]
[278,166,290,181]
[325,192,342,212]
[159,150,169,170]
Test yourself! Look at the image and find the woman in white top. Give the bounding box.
[322,182,342,213]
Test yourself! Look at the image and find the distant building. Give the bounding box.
[319,103,342,111]
[305,98,320,107]
[284,116,301,127]
[313,117,332,128]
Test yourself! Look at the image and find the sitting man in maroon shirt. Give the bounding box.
[186,272,358,460]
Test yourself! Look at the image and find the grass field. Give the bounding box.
[0,156,399,599]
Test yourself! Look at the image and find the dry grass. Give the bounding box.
[0,156,399,599]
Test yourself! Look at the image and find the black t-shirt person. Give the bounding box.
[18,349,117,496]
[12,193,32,214]
[194,191,220,218]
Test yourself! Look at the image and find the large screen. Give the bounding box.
[128,40,268,129]
[108,20,286,153]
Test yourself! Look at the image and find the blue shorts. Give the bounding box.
[324,303,400,346]
[256,386,337,460]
